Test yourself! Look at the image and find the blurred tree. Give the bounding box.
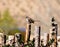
[0,9,26,46]
[0,9,17,34]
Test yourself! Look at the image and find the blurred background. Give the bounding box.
[0,0,60,38]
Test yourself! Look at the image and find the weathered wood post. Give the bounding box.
[25,16,34,43]
[50,17,58,47]
[0,33,4,47]
[8,35,14,46]
[57,36,60,47]
[15,33,22,47]
[34,26,41,47]
[43,33,49,46]
[4,34,6,45]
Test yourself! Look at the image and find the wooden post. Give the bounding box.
[0,33,4,47]
[27,24,31,42]
[34,26,41,47]
[25,23,31,43]
[43,33,48,46]
[4,34,6,45]
[51,17,58,47]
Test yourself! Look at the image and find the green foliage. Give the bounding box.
[3,45,15,47]
[8,29,20,35]
[47,38,55,46]
[0,9,26,47]
[0,9,17,34]
[24,40,35,47]
[2,44,10,47]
